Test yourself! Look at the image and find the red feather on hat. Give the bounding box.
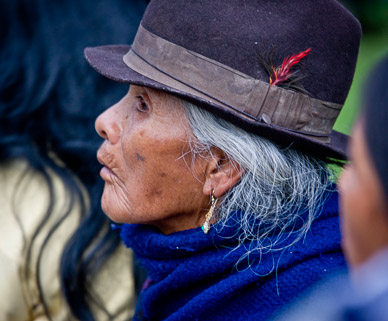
[270,48,311,86]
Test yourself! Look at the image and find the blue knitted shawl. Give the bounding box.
[120,191,346,321]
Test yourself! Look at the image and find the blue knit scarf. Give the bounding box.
[120,191,346,321]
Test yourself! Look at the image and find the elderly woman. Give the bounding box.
[85,0,361,320]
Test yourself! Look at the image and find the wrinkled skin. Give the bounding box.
[338,121,388,270]
[95,85,210,234]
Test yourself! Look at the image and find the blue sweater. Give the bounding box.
[120,191,346,321]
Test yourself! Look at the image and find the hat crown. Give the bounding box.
[142,0,361,104]
[84,0,362,159]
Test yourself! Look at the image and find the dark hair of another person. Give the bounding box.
[363,55,388,200]
[0,1,147,320]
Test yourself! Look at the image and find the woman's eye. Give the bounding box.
[136,96,149,113]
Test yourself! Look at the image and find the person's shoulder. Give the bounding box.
[272,257,388,321]
[0,159,80,258]
[0,158,82,319]
[89,243,137,320]
[271,271,350,321]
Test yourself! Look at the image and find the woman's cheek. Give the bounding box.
[338,168,350,226]
[338,166,358,263]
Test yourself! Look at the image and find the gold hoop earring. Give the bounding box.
[202,189,218,234]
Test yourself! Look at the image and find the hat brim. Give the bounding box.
[85,45,348,161]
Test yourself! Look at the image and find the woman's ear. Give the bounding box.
[203,148,244,198]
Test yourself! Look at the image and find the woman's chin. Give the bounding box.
[101,196,126,223]
[100,184,133,223]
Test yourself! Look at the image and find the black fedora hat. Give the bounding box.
[85,0,361,160]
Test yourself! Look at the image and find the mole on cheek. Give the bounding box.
[160,173,167,177]
[136,153,146,162]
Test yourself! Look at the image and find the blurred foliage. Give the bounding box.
[334,0,388,135]
[340,0,388,34]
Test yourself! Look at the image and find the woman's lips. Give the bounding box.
[100,166,117,182]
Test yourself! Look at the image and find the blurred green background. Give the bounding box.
[334,0,388,135]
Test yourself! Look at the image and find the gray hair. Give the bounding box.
[181,100,334,257]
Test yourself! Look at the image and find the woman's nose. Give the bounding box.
[95,106,121,144]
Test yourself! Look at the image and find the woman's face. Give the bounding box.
[338,121,388,269]
[95,85,209,234]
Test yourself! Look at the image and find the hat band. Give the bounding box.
[123,25,343,142]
